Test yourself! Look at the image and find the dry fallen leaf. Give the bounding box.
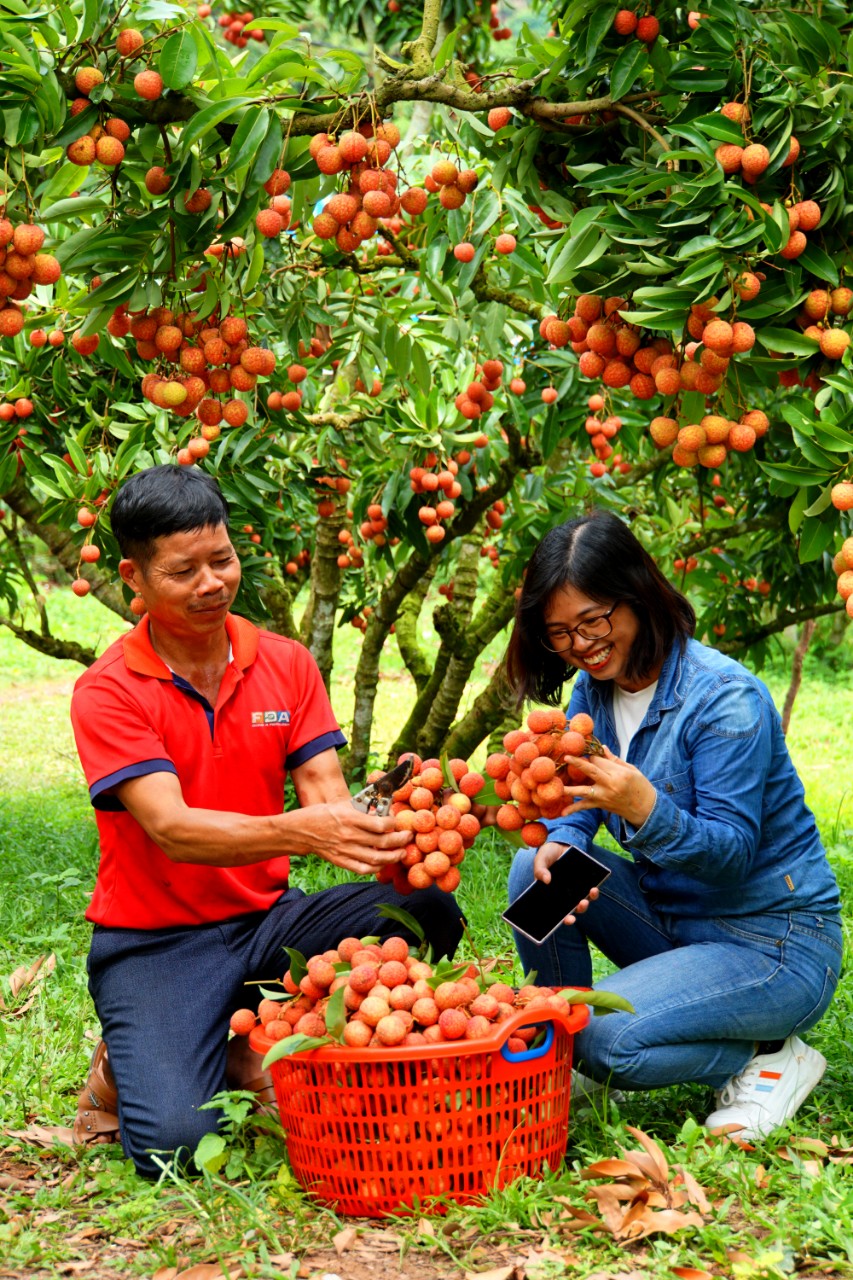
[174,1265,237,1280]
[581,1158,647,1180]
[671,1267,715,1279]
[674,1164,712,1214]
[332,1227,357,1256]
[3,953,56,1015]
[152,1269,178,1280]
[626,1125,670,1182]
[463,1266,518,1280]
[5,1124,75,1148]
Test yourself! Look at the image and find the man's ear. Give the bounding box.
[118,558,142,591]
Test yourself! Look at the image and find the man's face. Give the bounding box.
[120,524,241,639]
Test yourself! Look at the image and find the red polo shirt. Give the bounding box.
[71,613,346,929]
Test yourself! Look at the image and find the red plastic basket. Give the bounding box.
[250,1001,589,1217]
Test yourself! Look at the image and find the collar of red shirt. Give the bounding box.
[121,612,259,679]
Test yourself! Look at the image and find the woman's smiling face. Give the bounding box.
[542,584,657,691]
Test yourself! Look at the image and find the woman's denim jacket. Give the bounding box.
[544,637,840,919]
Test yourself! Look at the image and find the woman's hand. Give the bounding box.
[561,745,657,829]
[532,841,600,927]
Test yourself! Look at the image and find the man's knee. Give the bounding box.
[122,1102,221,1178]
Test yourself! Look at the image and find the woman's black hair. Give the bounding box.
[505,509,696,705]
[110,464,230,566]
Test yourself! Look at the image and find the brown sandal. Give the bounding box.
[73,1040,120,1145]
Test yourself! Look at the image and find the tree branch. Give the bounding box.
[0,617,96,666]
[718,601,845,654]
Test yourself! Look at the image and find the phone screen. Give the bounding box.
[502,846,611,945]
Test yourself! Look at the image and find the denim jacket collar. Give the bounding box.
[580,638,686,728]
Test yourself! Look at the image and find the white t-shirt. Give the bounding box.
[612,681,658,760]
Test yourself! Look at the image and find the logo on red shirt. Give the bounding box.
[252,710,291,726]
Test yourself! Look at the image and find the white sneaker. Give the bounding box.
[704,1036,827,1140]
[572,1068,625,1106]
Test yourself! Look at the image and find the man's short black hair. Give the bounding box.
[110,465,230,565]
[505,509,696,706]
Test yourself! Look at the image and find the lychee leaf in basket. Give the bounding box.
[282,946,307,986]
[556,988,635,1015]
[324,985,347,1043]
[377,903,425,943]
[262,1033,332,1069]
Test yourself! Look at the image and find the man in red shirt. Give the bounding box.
[70,465,463,1175]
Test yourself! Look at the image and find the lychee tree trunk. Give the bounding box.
[260,577,300,642]
[781,619,816,735]
[387,537,482,764]
[443,662,517,762]
[393,561,436,694]
[344,427,537,780]
[298,493,347,687]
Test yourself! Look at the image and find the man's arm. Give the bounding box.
[116,749,407,874]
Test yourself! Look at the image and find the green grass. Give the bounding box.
[2,591,853,1279]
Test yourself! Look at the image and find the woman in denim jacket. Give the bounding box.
[505,509,842,1139]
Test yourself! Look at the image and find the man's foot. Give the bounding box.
[572,1068,625,1106]
[73,1040,120,1145]
[704,1036,827,1140]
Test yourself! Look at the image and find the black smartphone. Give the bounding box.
[502,846,611,944]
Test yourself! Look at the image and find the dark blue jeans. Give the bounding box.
[509,845,842,1091]
[87,880,464,1176]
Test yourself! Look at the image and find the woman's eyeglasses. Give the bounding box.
[540,603,618,654]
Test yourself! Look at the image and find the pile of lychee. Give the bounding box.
[485,710,602,846]
[835,538,853,620]
[371,754,486,896]
[0,219,62,338]
[229,933,574,1050]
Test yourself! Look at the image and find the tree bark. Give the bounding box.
[2,480,132,621]
[781,619,815,735]
[299,494,346,687]
[261,577,300,641]
[393,562,435,693]
[443,661,516,761]
[0,618,97,667]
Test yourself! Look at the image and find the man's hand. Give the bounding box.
[560,746,656,829]
[296,798,409,875]
[533,841,600,927]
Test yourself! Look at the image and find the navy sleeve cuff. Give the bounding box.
[90,759,178,811]
[287,729,347,770]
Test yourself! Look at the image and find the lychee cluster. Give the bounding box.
[254,175,293,238]
[229,932,575,1051]
[612,9,660,42]
[0,396,33,421]
[835,538,853,621]
[0,219,62,338]
[480,498,506,568]
[375,753,485,895]
[542,294,676,400]
[454,358,505,420]
[215,8,266,46]
[424,157,479,211]
[487,2,513,40]
[485,710,602,845]
[66,113,132,168]
[310,123,425,254]
[266,360,308,413]
[796,287,852,361]
[94,304,275,450]
[649,408,768,468]
[583,393,628,478]
[409,455,464,545]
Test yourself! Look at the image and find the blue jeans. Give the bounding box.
[508,846,842,1091]
[87,880,463,1176]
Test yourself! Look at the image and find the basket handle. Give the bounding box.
[500,1018,555,1063]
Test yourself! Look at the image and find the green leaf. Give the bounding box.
[179,97,255,153]
[583,3,618,64]
[159,29,198,90]
[220,105,271,176]
[759,461,832,487]
[756,328,819,358]
[282,945,307,985]
[410,342,431,394]
[262,1033,331,1069]
[553,988,636,1015]
[798,515,835,564]
[609,40,648,101]
[796,242,839,288]
[377,903,424,943]
[193,1132,226,1173]
[324,985,346,1043]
